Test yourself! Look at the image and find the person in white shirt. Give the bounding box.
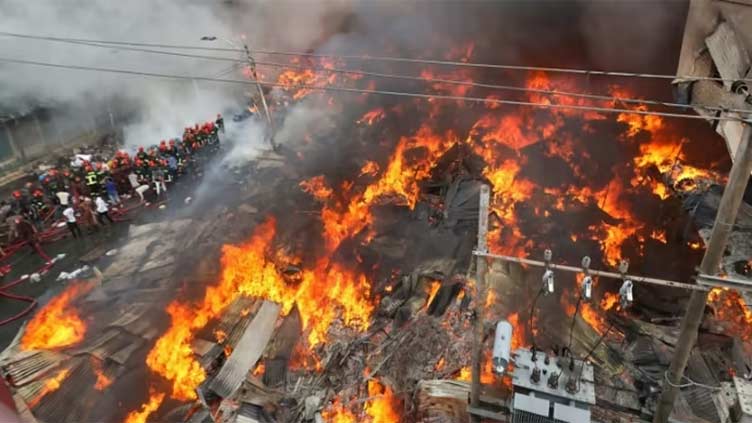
[128,171,150,203]
[95,196,114,225]
[62,206,82,238]
[56,191,70,206]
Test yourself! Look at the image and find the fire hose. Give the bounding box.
[0,194,152,326]
[0,246,55,327]
[0,206,127,326]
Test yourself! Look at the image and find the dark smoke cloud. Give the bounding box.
[0,0,690,153]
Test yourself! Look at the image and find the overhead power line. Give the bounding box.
[1,30,751,84]
[0,56,749,123]
[1,32,750,116]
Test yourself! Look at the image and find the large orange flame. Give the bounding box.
[318,125,456,252]
[144,218,374,405]
[364,379,401,423]
[708,288,752,341]
[21,281,94,351]
[124,390,165,423]
[322,399,358,423]
[320,379,401,423]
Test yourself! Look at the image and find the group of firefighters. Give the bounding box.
[1,114,224,245]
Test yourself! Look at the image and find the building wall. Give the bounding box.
[1,106,118,165]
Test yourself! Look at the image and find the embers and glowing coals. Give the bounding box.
[28,368,70,408]
[357,108,386,126]
[21,281,94,351]
[321,379,401,423]
[91,357,113,391]
[144,218,374,404]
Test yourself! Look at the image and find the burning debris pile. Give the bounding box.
[1,45,750,423]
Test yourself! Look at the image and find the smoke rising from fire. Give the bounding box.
[0,0,691,151]
[0,0,354,147]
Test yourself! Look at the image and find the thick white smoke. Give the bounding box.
[0,0,354,149]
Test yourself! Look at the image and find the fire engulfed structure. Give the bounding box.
[3,4,752,423]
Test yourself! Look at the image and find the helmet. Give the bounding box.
[149,160,156,168]
[48,169,58,177]
[32,189,43,197]
[135,159,143,167]
[12,190,21,199]
[85,165,93,172]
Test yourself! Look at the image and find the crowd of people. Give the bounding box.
[0,114,225,252]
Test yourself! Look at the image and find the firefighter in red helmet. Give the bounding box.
[136,146,148,162]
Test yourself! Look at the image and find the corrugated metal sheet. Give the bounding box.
[2,350,68,387]
[209,301,280,398]
[235,402,274,423]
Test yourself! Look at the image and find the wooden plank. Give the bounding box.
[208,301,280,398]
[705,22,751,90]
[417,380,471,423]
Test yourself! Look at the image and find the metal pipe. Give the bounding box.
[473,251,707,292]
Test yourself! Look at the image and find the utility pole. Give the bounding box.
[654,122,752,422]
[242,44,277,151]
[470,184,490,422]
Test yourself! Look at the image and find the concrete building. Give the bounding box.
[0,103,123,178]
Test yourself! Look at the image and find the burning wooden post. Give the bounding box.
[469,184,490,421]
[655,123,752,422]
